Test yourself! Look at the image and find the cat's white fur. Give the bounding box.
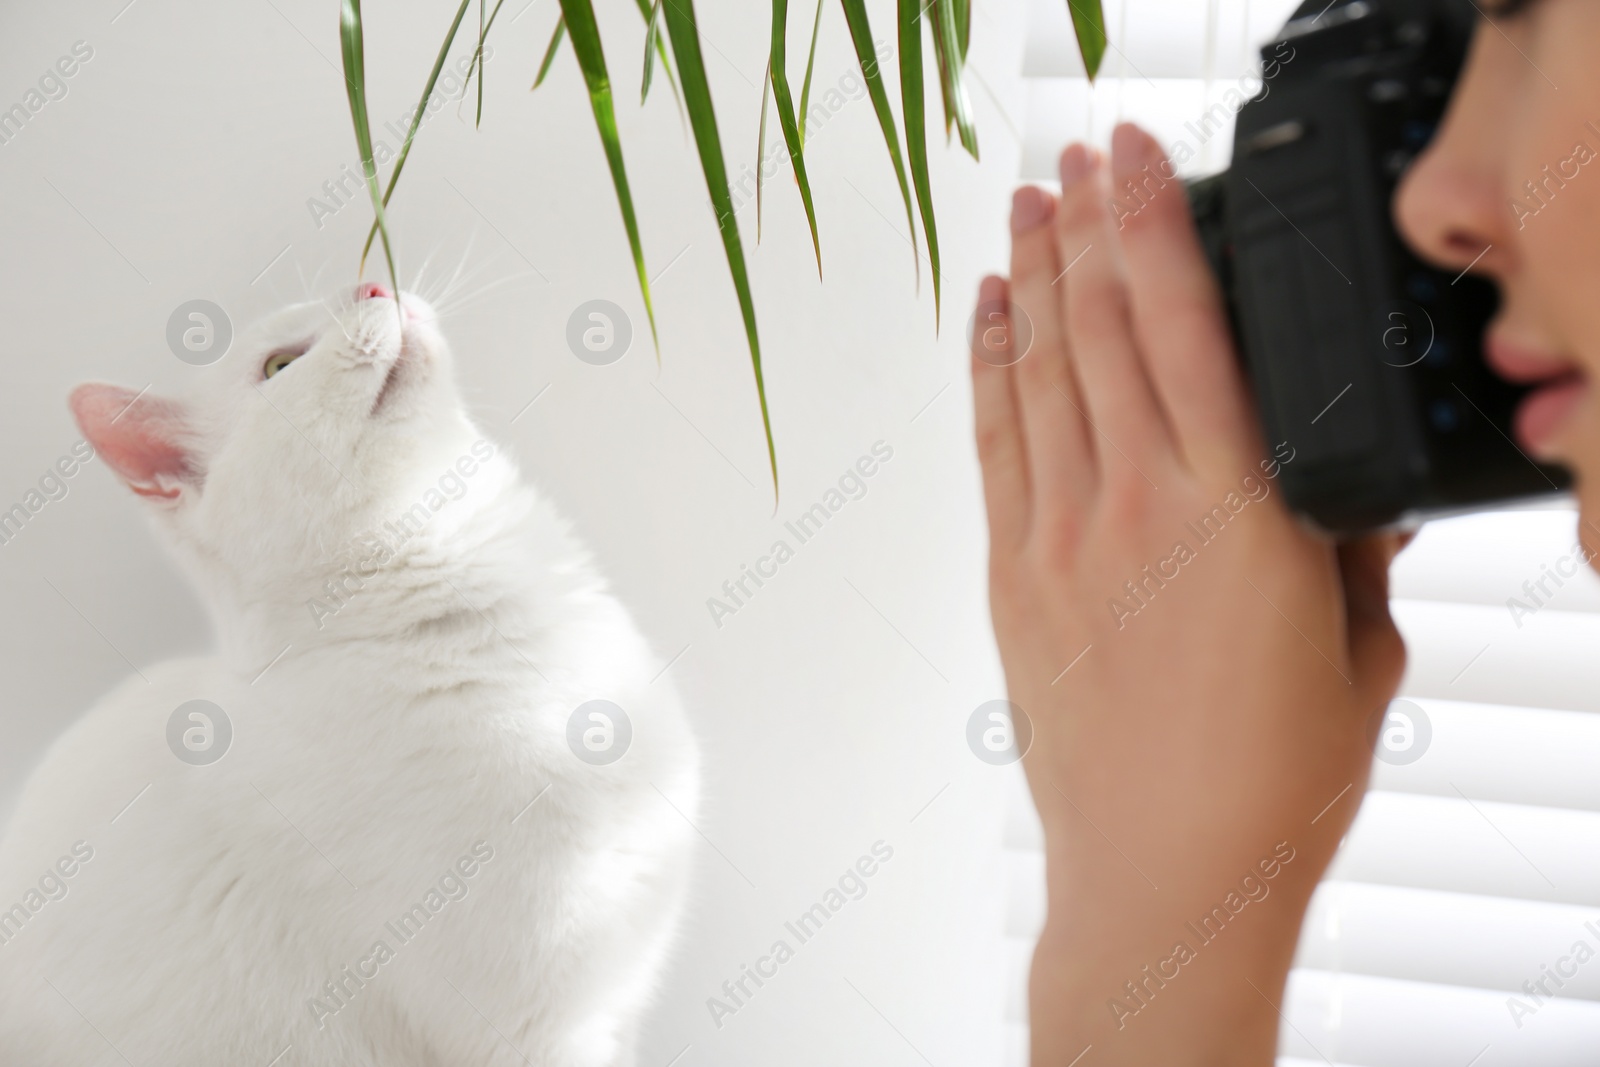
[0,288,698,1065]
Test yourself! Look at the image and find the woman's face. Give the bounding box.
[1396,0,1600,557]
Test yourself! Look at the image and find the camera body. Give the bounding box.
[1187,0,1570,535]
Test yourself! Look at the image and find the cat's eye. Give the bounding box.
[262,345,308,380]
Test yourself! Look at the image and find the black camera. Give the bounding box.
[1187,0,1570,535]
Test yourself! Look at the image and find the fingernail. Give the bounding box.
[1011,186,1054,232]
[1111,122,1155,179]
[1059,143,1092,185]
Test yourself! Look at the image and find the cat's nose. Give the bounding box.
[356,282,393,302]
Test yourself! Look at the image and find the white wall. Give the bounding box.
[0,0,1025,1062]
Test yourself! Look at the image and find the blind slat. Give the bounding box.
[1390,509,1599,612]
[1298,881,1600,1000]
[1393,598,1600,715]
[1330,791,1600,908]
[1022,0,1300,79]
[1370,698,1600,813]
[1283,969,1600,1066]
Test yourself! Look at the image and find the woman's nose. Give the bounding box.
[1392,27,1513,279]
[1393,142,1504,275]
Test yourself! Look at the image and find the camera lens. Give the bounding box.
[1402,120,1435,148]
[1423,338,1452,367]
[1428,398,1461,432]
[1375,301,1436,368]
[1407,274,1440,303]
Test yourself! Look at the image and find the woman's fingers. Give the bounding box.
[1055,144,1174,487]
[1338,533,1409,702]
[971,275,1031,554]
[1007,187,1096,524]
[1109,123,1257,477]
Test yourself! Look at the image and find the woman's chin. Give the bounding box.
[1576,482,1600,577]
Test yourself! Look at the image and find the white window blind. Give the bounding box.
[1021,0,1305,180]
[1011,7,1600,1064]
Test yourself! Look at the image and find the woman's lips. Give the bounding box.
[1486,335,1587,454]
[1515,375,1586,455]
[1485,335,1571,383]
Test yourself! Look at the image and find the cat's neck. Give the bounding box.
[206,479,593,681]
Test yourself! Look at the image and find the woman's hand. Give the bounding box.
[972,124,1409,1065]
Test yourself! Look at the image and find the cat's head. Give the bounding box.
[71,284,505,605]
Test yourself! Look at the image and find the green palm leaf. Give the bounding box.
[461,0,504,105]
[898,0,938,322]
[641,0,663,102]
[796,0,825,148]
[768,0,822,275]
[928,3,956,141]
[475,0,486,124]
[360,0,474,272]
[339,0,401,319]
[634,0,685,112]
[559,0,660,358]
[1067,0,1107,80]
[931,0,978,159]
[661,0,778,496]
[534,16,567,88]
[756,61,771,241]
[839,0,919,286]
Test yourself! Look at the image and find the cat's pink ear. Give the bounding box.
[70,384,197,502]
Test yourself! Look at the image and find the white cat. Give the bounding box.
[0,284,699,1065]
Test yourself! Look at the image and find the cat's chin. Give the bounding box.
[370,353,405,416]
[367,323,436,418]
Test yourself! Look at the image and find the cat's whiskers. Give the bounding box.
[422,238,478,309]
[431,270,543,321]
[318,299,355,344]
[310,262,330,301]
[410,247,443,305]
[425,244,503,318]
[294,261,332,307]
